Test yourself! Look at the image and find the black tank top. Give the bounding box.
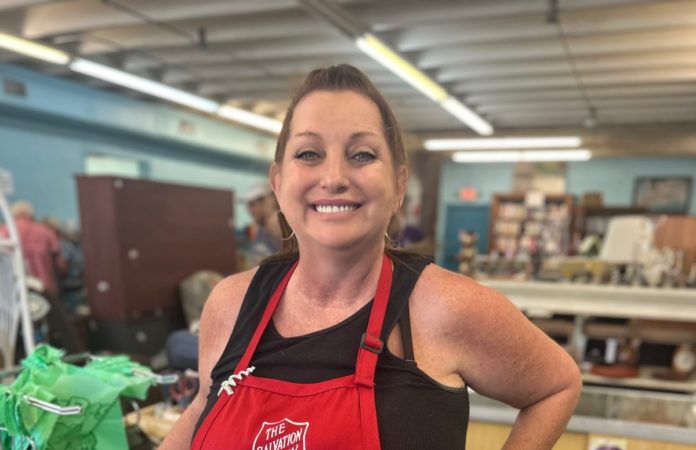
[195,253,469,449]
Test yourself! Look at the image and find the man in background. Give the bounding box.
[238,181,282,268]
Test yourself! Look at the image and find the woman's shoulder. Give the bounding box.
[201,267,258,332]
[411,264,512,330]
[415,263,496,303]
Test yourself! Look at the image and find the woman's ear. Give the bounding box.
[395,164,408,211]
[269,162,280,195]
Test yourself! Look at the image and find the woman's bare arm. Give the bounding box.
[159,268,257,449]
[416,267,582,449]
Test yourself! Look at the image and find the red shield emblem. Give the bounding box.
[252,418,309,450]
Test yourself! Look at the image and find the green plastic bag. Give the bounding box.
[0,345,156,450]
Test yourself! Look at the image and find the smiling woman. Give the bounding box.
[271,89,406,255]
[160,65,582,450]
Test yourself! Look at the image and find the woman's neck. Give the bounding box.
[289,240,386,309]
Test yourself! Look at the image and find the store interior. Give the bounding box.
[1,0,696,449]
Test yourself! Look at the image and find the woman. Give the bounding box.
[161,65,581,449]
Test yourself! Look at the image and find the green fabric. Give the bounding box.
[0,345,157,450]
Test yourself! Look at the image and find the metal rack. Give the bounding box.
[0,351,178,448]
[0,191,34,368]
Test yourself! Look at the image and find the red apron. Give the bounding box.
[192,254,392,450]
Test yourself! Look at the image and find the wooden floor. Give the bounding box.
[468,421,696,450]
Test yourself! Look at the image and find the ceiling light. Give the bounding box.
[452,149,592,163]
[0,32,70,65]
[356,33,447,102]
[217,105,283,134]
[70,58,219,113]
[439,97,494,136]
[425,136,582,151]
[355,33,493,135]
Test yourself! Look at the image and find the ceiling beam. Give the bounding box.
[22,0,298,39]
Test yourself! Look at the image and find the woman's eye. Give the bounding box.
[352,151,376,162]
[295,149,320,161]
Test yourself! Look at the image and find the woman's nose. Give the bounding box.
[320,155,349,192]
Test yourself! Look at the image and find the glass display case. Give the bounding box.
[470,386,696,446]
[471,280,696,449]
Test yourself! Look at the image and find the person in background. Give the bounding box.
[387,207,425,249]
[237,181,282,268]
[1,201,64,296]
[166,271,223,372]
[162,65,581,449]
[43,217,85,313]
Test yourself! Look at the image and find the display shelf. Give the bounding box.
[582,366,696,393]
[484,280,696,322]
[533,318,696,347]
[488,193,575,258]
[485,280,696,394]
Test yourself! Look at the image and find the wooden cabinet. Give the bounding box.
[76,176,237,354]
[654,215,696,279]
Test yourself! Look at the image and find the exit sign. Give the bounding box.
[459,187,478,202]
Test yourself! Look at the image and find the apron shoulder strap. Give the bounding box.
[355,254,392,387]
[234,260,299,372]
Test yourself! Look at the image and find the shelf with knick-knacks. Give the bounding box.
[483,280,696,394]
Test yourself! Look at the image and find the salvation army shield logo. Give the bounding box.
[252,418,309,450]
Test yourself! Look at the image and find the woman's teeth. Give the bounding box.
[315,204,358,213]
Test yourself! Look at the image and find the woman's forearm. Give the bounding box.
[159,394,205,450]
[502,382,582,450]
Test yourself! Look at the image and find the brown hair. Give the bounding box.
[270,64,408,258]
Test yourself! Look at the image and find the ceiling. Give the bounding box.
[1,0,696,155]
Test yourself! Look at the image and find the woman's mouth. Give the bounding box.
[312,204,361,213]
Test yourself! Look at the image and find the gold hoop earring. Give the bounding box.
[281,231,295,241]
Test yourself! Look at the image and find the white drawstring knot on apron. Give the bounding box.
[217,366,256,397]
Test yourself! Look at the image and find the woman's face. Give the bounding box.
[271,90,407,252]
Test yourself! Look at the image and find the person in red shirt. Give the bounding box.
[1,201,63,296]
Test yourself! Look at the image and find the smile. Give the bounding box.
[312,204,361,213]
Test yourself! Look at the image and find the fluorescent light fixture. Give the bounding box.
[425,136,582,151]
[218,105,283,134]
[355,33,493,135]
[0,32,70,65]
[440,97,494,136]
[356,33,447,102]
[70,58,219,113]
[452,149,592,163]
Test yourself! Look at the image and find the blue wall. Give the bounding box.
[437,157,696,262]
[0,63,278,228]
